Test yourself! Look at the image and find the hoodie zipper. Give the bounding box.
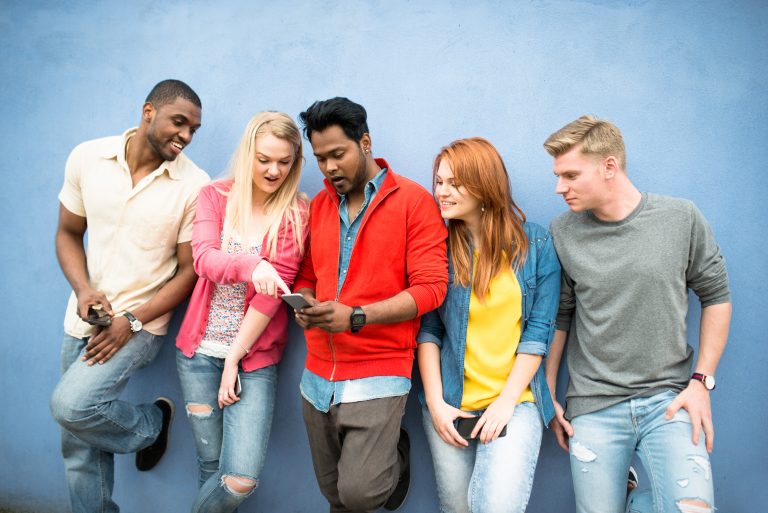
[325,181,399,382]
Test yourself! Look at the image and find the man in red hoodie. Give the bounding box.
[294,97,448,512]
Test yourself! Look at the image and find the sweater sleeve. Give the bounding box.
[686,203,731,307]
[403,190,448,316]
[191,184,262,285]
[248,205,310,318]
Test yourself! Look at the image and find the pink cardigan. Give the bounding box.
[176,180,308,371]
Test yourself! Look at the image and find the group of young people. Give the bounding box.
[50,79,730,513]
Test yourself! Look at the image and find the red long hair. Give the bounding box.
[433,137,527,302]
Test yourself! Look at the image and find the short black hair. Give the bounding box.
[145,79,201,109]
[299,97,369,142]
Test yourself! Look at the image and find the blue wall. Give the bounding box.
[1,1,766,511]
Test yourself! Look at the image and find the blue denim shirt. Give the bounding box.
[337,167,387,295]
[301,167,411,412]
[417,222,561,426]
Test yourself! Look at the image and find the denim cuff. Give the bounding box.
[517,339,547,356]
[416,331,442,347]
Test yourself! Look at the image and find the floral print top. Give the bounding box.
[196,234,262,359]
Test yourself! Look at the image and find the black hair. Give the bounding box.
[145,79,201,109]
[299,97,369,142]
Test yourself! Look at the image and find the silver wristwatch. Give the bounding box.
[123,311,143,333]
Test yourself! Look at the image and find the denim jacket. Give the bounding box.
[416,222,561,426]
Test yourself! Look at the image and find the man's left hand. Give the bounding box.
[665,381,714,453]
[297,301,353,333]
[82,316,134,365]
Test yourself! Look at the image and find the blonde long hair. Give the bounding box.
[433,137,527,302]
[220,112,307,259]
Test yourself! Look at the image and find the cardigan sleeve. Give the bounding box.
[191,183,262,285]
[248,204,310,318]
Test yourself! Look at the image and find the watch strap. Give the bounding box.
[691,372,715,390]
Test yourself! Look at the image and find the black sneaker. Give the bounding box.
[384,428,410,511]
[136,397,174,471]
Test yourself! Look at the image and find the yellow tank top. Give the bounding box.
[461,263,534,410]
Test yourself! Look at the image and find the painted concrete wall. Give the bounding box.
[1,1,766,511]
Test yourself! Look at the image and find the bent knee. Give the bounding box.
[222,475,258,496]
[676,499,713,513]
[50,387,94,427]
[186,402,215,418]
[338,478,389,512]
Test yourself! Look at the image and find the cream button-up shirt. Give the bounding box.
[59,128,210,337]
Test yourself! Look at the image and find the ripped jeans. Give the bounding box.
[569,390,714,513]
[176,350,277,513]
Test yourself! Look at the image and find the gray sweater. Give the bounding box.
[550,193,730,419]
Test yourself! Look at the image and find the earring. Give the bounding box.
[481,204,486,212]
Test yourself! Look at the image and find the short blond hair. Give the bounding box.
[543,115,626,170]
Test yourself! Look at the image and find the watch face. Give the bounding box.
[704,375,715,390]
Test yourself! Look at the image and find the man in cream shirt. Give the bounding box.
[50,79,209,513]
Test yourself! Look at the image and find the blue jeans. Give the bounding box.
[422,402,543,513]
[176,350,277,513]
[50,332,165,513]
[569,390,714,513]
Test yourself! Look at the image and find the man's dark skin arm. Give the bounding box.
[56,204,114,318]
[293,288,418,332]
[56,204,198,365]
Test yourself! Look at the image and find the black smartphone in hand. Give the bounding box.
[455,416,507,440]
[86,307,112,327]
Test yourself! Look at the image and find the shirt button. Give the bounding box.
[342,269,346,273]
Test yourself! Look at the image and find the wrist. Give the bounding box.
[73,282,91,296]
[228,341,250,360]
[690,372,716,391]
[350,305,366,333]
[425,393,444,408]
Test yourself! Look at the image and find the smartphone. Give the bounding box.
[86,306,112,327]
[282,293,311,310]
[455,416,507,440]
[234,374,242,396]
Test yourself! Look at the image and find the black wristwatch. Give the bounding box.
[350,306,366,333]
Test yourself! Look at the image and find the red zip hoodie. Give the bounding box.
[294,159,448,380]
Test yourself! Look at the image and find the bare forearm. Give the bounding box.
[362,290,418,325]
[418,342,444,406]
[227,307,272,361]
[695,302,731,375]
[131,265,196,324]
[55,229,91,294]
[545,329,568,393]
[499,353,543,403]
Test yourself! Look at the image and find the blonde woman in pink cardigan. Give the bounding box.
[176,112,308,512]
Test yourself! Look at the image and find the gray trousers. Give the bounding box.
[302,395,407,513]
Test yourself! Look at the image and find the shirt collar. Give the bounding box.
[338,166,388,202]
[99,127,183,180]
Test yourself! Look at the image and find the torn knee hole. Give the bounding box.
[676,498,713,513]
[186,403,214,418]
[223,475,257,494]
